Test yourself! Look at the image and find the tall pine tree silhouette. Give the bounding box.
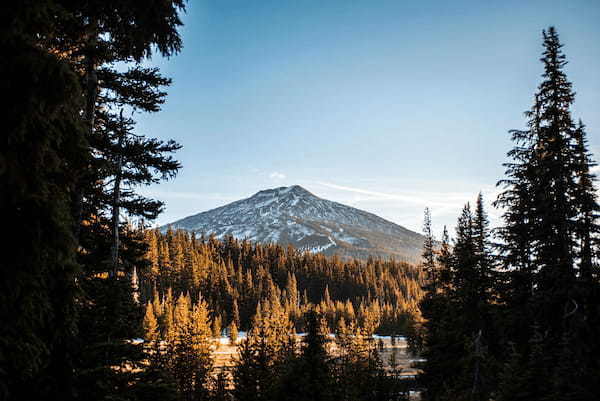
[496,26,600,400]
[1,3,86,399]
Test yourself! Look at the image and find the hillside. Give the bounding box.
[164,185,425,262]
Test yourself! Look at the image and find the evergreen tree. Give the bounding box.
[422,208,437,292]
[332,318,388,401]
[144,301,160,342]
[418,217,462,400]
[495,26,600,399]
[168,295,213,401]
[1,3,86,399]
[98,108,181,275]
[76,277,148,401]
[571,120,600,281]
[48,0,186,241]
[496,26,574,345]
[229,322,239,344]
[437,226,453,292]
[278,311,333,401]
[232,299,241,328]
[232,301,295,401]
[212,315,223,338]
[418,197,497,401]
[2,2,187,400]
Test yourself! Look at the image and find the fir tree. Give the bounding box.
[571,120,600,282]
[278,311,333,401]
[212,315,223,338]
[168,295,213,401]
[76,277,148,401]
[144,301,160,342]
[437,226,453,291]
[422,208,438,292]
[1,3,87,399]
[232,300,295,401]
[229,322,239,344]
[495,26,600,399]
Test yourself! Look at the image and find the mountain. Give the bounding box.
[163,185,425,262]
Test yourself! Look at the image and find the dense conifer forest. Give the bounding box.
[2,1,599,400]
[139,229,424,336]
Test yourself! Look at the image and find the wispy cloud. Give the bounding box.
[314,181,500,208]
[269,171,286,181]
[310,180,503,234]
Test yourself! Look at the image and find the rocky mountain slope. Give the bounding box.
[163,185,424,262]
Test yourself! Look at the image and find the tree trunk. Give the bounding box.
[471,329,482,401]
[72,21,99,243]
[110,133,124,277]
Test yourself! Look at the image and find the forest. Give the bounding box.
[2,1,600,401]
[139,229,424,335]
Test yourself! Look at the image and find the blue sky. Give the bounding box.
[137,0,600,236]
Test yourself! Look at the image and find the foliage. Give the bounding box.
[417,27,600,401]
[139,230,425,336]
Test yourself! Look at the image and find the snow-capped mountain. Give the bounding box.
[163,185,424,262]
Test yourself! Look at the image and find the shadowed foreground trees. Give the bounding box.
[416,27,600,401]
[1,3,86,398]
[1,1,185,400]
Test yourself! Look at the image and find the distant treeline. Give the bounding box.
[139,229,425,336]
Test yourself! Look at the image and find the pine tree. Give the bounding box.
[229,322,239,344]
[232,299,241,328]
[332,317,386,401]
[452,204,477,313]
[473,193,494,304]
[191,297,214,401]
[48,0,186,240]
[2,2,187,400]
[99,108,181,276]
[212,315,223,338]
[1,4,87,399]
[497,26,577,344]
[418,219,462,400]
[418,198,498,401]
[153,287,164,321]
[437,226,453,291]
[164,289,176,342]
[278,311,333,401]
[469,195,498,400]
[495,26,600,399]
[232,338,266,401]
[411,207,439,356]
[77,277,148,401]
[168,294,213,401]
[422,208,437,292]
[233,300,295,401]
[571,120,600,282]
[144,301,160,342]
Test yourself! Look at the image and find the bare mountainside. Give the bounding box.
[163,185,424,262]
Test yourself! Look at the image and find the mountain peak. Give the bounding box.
[164,186,424,262]
[253,185,313,198]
